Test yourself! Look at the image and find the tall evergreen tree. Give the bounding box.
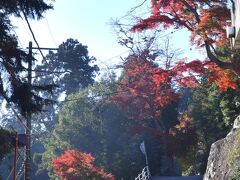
[0,0,55,116]
[189,80,229,174]
[31,39,99,133]
[36,38,99,95]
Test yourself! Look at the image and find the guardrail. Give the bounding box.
[135,166,151,180]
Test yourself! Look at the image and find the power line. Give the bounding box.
[20,18,33,41]
[7,102,29,131]
[97,50,128,68]
[118,0,149,20]
[157,29,181,39]
[5,129,26,180]
[97,30,180,64]
[45,18,57,47]
[6,152,22,180]
[7,103,43,141]
[103,50,129,61]
[3,95,43,140]
[21,11,46,61]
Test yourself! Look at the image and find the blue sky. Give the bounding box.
[13,1,142,67]
[12,0,204,72]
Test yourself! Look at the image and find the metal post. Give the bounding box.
[13,132,18,180]
[144,146,151,178]
[24,41,32,180]
[140,141,151,177]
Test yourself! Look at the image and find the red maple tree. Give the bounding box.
[52,150,115,180]
[131,0,239,90]
[113,55,204,118]
[112,54,197,138]
[111,54,198,175]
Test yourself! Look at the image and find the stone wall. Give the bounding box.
[204,116,240,180]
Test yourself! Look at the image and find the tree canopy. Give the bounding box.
[52,150,115,180]
[36,38,99,95]
[131,0,239,91]
[0,0,55,116]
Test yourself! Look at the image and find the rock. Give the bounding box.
[233,115,240,129]
[204,116,240,180]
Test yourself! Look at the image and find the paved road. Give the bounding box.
[151,176,203,180]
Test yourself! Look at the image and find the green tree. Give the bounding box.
[220,85,240,127]
[36,78,144,179]
[0,128,14,162]
[189,81,229,174]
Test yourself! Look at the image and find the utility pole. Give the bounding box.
[24,42,58,180]
[24,41,32,180]
[13,132,18,180]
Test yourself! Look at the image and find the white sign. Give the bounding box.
[140,141,146,155]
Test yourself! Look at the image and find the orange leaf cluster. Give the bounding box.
[207,62,238,92]
[171,60,205,87]
[52,150,115,180]
[111,56,205,120]
[169,113,193,136]
[167,113,197,155]
[111,57,176,120]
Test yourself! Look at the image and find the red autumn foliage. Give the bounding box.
[129,112,198,153]
[133,0,230,47]
[112,56,177,120]
[131,0,239,91]
[111,55,198,156]
[111,52,238,132]
[207,62,238,92]
[111,55,207,119]
[52,150,115,180]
